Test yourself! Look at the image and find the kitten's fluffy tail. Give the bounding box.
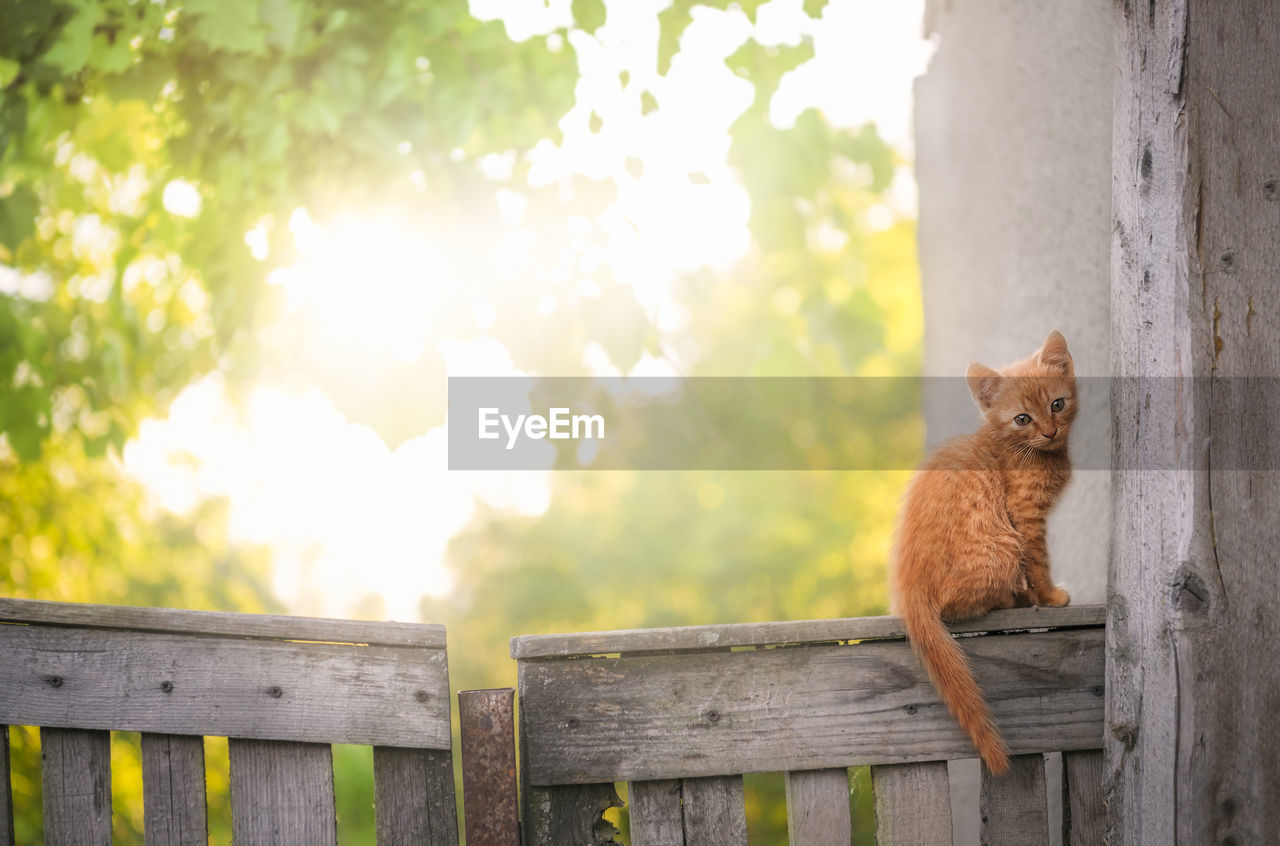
[899,597,1010,775]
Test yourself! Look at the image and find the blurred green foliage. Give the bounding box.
[1,0,919,843]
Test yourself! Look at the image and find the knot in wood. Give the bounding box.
[1264,177,1279,201]
[414,689,431,703]
[1171,566,1210,614]
[1110,722,1137,751]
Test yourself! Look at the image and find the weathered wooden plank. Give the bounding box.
[980,754,1047,846]
[458,689,515,846]
[229,739,336,845]
[0,725,13,846]
[512,605,1105,658]
[0,597,444,647]
[871,761,950,846]
[680,776,746,845]
[519,628,1103,783]
[41,727,111,846]
[373,747,458,846]
[523,784,622,846]
[1111,0,1280,844]
[628,780,684,846]
[0,597,443,648]
[141,733,207,846]
[1061,749,1103,846]
[785,768,851,846]
[0,624,450,748]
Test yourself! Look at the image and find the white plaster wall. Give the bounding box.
[912,0,1113,842]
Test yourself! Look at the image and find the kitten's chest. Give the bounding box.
[1002,463,1070,515]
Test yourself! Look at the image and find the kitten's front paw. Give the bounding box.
[1040,585,1071,607]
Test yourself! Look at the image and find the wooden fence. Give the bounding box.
[513,604,1106,845]
[1,598,1105,844]
[0,598,458,845]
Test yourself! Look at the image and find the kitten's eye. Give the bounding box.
[1014,414,1032,426]
[1051,397,1065,412]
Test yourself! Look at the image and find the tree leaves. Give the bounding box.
[185,0,271,55]
[34,1,100,75]
[571,0,607,35]
[0,184,38,256]
[0,0,589,459]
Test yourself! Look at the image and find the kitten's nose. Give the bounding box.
[1044,427,1058,440]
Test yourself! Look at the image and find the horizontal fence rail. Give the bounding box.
[512,605,1107,846]
[0,598,458,846]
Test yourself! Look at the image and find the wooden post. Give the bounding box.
[1110,1,1280,843]
[1,726,14,846]
[458,689,520,846]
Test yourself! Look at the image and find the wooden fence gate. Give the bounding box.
[513,605,1106,845]
[0,598,457,845]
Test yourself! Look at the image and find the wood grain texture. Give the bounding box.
[1111,1,1280,844]
[628,780,684,846]
[979,754,1047,846]
[1062,750,1103,846]
[0,624,450,748]
[523,784,622,846]
[680,776,746,846]
[41,727,111,846]
[0,597,444,647]
[871,761,951,846]
[373,747,459,846]
[512,605,1105,658]
[0,726,13,846]
[229,739,336,846]
[141,734,207,846]
[519,628,1103,783]
[785,768,851,846]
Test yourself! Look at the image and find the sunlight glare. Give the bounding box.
[269,210,448,363]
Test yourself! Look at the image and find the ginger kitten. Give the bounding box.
[891,330,1076,775]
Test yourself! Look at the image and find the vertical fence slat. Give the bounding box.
[229,739,336,846]
[680,775,747,845]
[41,727,112,846]
[628,779,683,846]
[524,784,623,846]
[373,747,458,846]
[785,768,851,846]
[980,753,1048,846]
[1061,750,1104,846]
[0,726,13,846]
[871,761,951,846]
[141,734,207,846]
[458,689,516,846]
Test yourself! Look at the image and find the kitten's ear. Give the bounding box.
[966,363,1002,410]
[1038,329,1074,375]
